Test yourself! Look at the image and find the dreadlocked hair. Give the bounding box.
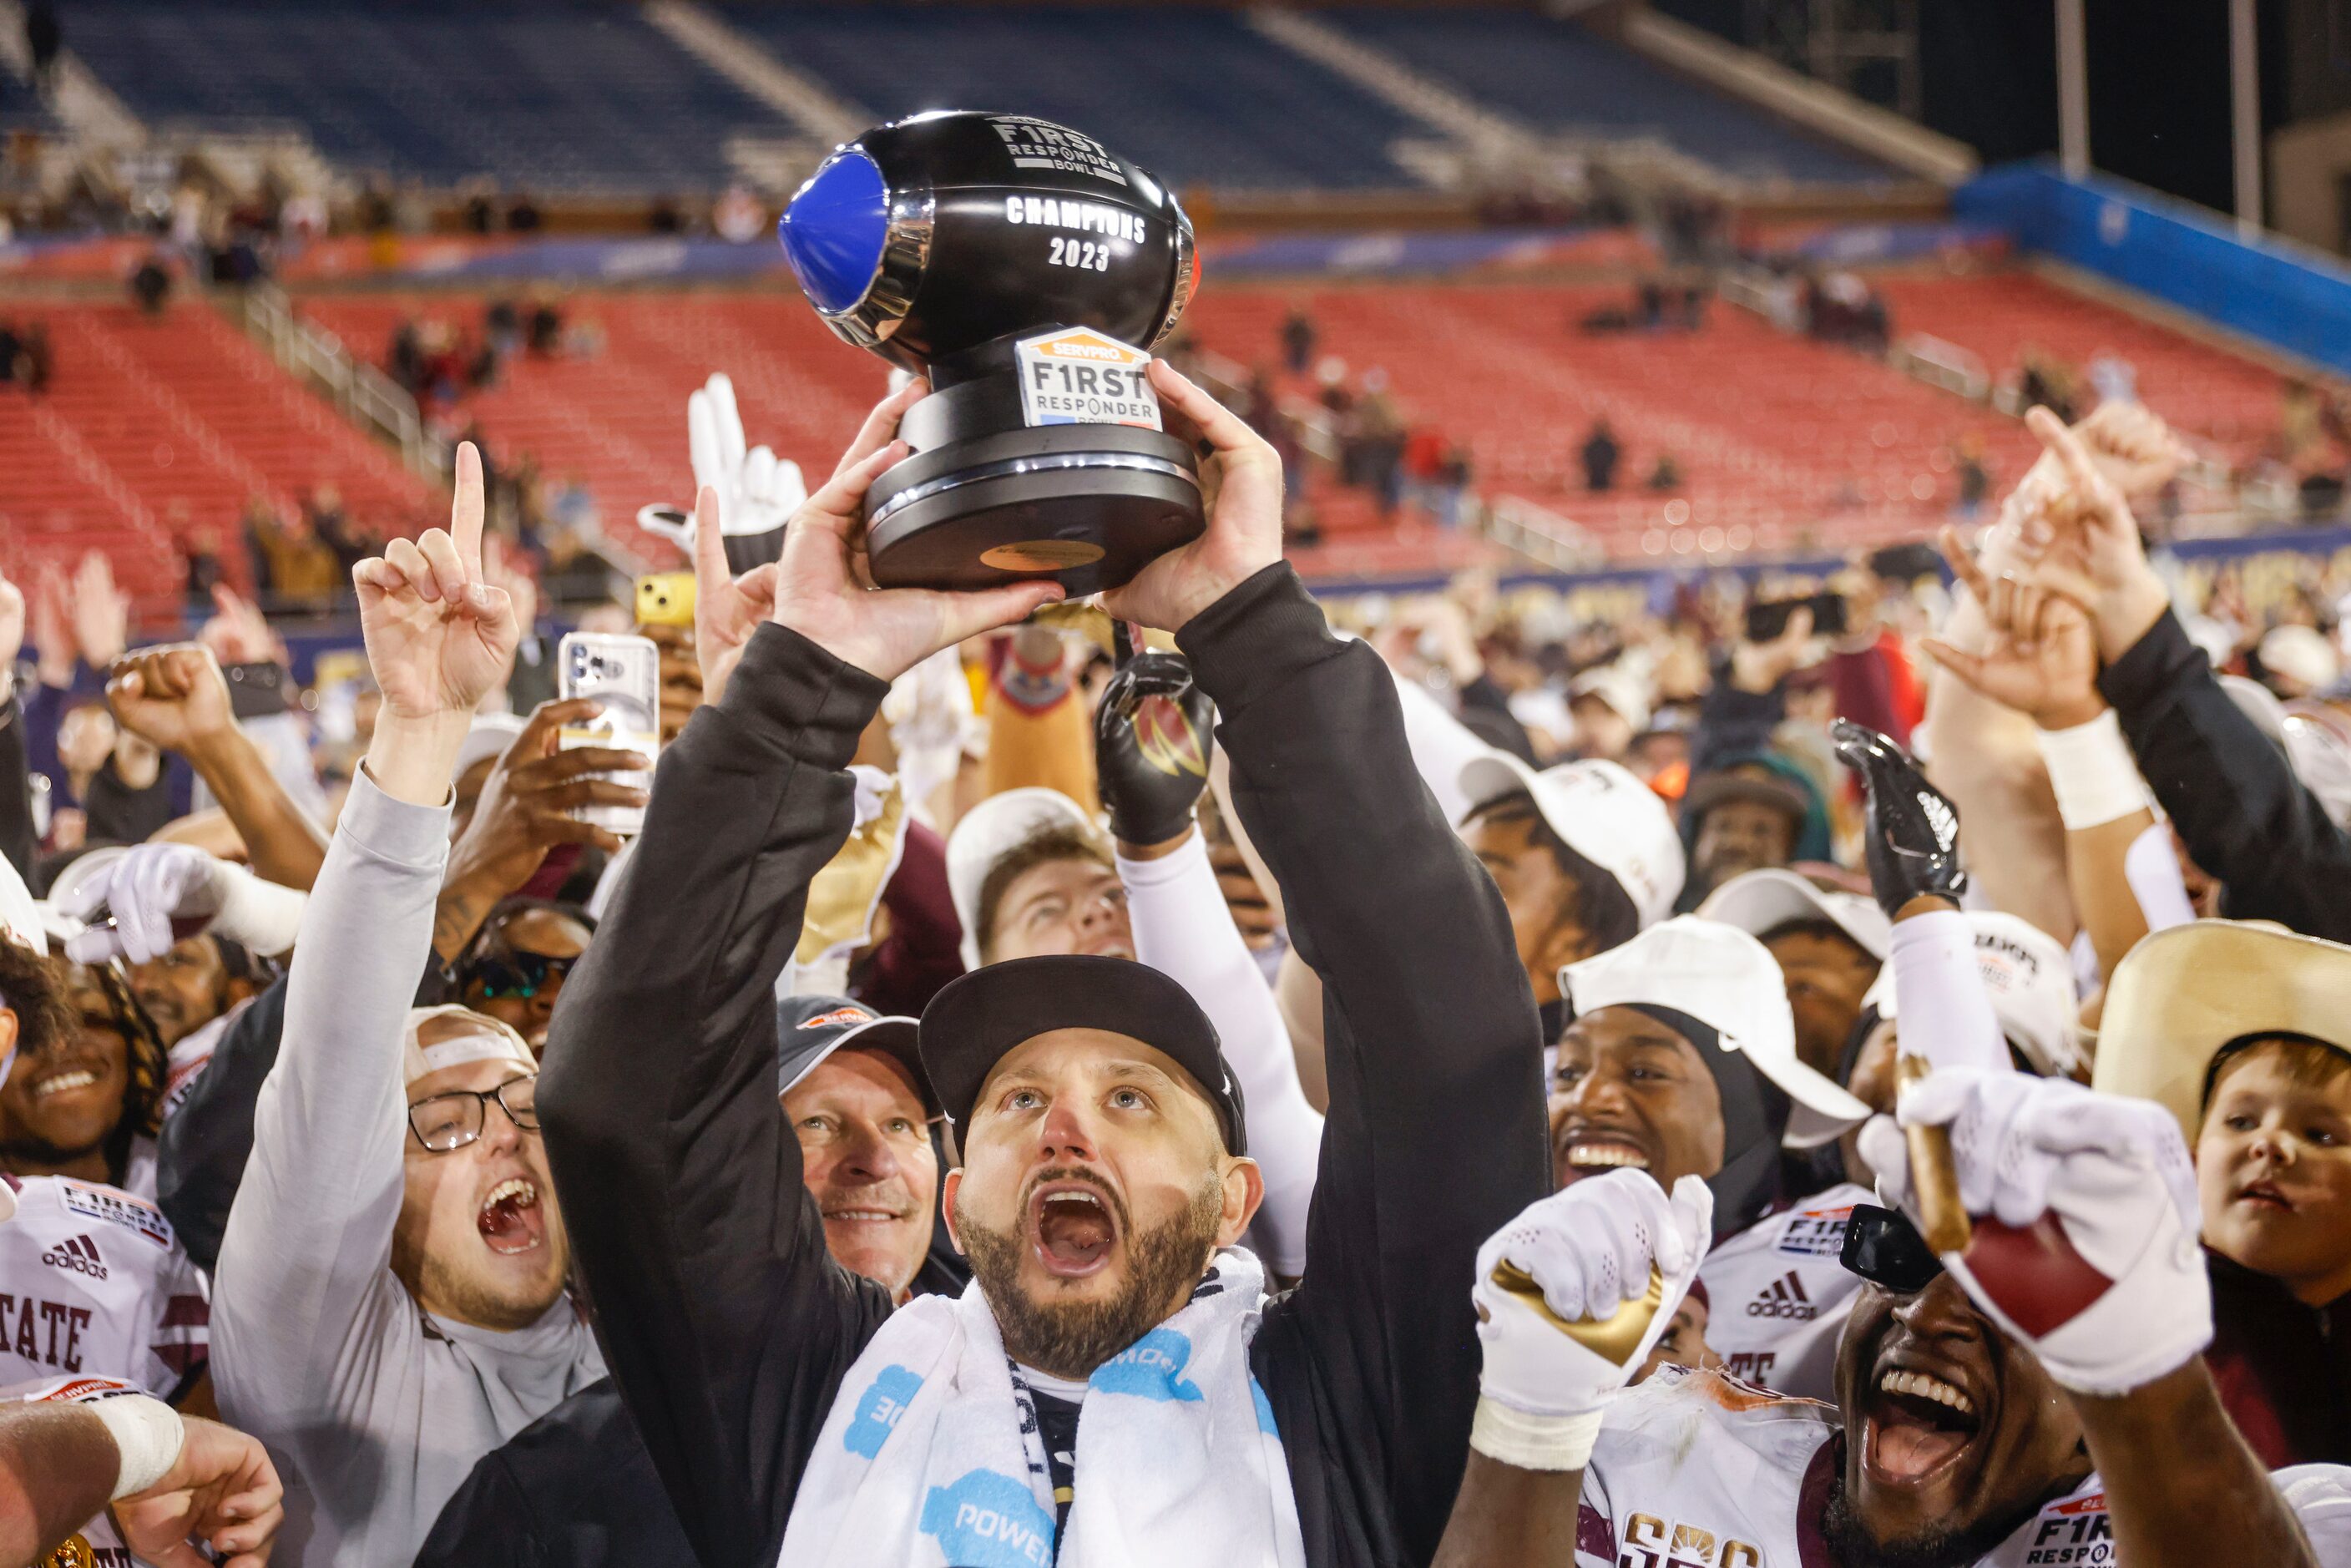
[58,950,170,1168]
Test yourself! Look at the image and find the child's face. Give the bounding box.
[2197,1042,2351,1298]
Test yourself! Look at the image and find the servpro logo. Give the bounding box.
[1014,327,1161,432]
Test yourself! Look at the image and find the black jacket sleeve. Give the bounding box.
[154,975,289,1272]
[414,1450,547,1568]
[537,624,898,1568]
[0,692,33,881]
[2100,609,2351,943]
[1184,566,1550,1566]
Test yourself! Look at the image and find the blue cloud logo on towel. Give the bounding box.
[842,1365,923,1459]
[919,1469,1055,1567]
[1089,1328,1203,1403]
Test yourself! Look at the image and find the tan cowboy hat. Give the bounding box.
[2092,920,2351,1146]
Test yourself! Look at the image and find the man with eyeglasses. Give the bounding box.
[210,448,604,1567]
[448,897,594,1058]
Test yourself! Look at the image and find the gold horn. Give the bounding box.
[1489,1261,1666,1366]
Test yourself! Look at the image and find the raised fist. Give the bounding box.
[1472,1169,1712,1444]
[1833,719,1965,919]
[1858,1069,2208,1395]
[1093,633,1214,848]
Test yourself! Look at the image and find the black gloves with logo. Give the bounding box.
[1832,718,1968,919]
[1094,628,1216,849]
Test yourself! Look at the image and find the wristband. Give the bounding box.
[1469,1397,1605,1472]
[2035,710,2153,830]
[91,1393,184,1500]
[1887,910,2009,1075]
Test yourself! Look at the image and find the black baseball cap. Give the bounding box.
[918,955,1246,1155]
[775,994,935,1117]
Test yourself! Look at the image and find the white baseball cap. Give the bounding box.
[453,711,529,786]
[943,787,1100,970]
[1458,753,1685,928]
[1863,911,2081,1079]
[1560,915,1870,1146]
[1697,867,1891,962]
[2261,624,2341,694]
[40,846,129,923]
[1569,664,1651,734]
[403,1004,536,1087]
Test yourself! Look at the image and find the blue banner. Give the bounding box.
[1954,163,2351,377]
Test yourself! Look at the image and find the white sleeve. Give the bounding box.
[1119,832,1322,1277]
[214,770,440,1424]
[1389,670,1485,827]
[2277,1464,2351,1565]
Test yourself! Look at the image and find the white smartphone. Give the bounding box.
[557,631,660,837]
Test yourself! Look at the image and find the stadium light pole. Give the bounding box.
[2229,0,2263,238]
[2055,0,2090,180]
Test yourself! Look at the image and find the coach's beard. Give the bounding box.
[959,1176,1225,1383]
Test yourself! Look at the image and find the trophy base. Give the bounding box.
[866,412,1204,596]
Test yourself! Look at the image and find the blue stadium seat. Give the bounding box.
[1329,8,1897,185]
[58,0,786,192]
[0,65,59,133]
[725,4,1424,190]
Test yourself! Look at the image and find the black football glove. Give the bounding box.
[1094,626,1215,848]
[1832,718,1967,919]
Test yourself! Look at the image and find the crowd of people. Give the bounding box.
[0,353,2349,1568]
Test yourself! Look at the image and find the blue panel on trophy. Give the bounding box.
[779,151,889,315]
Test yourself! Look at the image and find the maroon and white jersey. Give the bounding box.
[1576,1366,2351,1568]
[1695,1184,1869,1401]
[0,1175,206,1398]
[3,1373,151,1567]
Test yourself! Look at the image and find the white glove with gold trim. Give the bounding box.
[1469,1169,1711,1469]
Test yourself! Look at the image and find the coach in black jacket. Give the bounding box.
[537,366,1549,1568]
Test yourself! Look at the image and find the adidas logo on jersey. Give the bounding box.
[39,1235,106,1282]
[1745,1271,1816,1319]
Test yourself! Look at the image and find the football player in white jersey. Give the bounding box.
[1549,917,1872,1399]
[0,930,169,1201]
[1433,1070,2351,1568]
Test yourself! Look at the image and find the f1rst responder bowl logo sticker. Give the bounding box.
[1015,326,1161,432]
[981,540,1107,572]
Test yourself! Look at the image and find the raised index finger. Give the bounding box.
[451,441,487,577]
[2025,407,2105,497]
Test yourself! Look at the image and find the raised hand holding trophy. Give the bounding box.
[777,111,1202,595]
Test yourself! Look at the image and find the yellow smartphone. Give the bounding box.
[635,571,695,628]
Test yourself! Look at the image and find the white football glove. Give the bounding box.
[1469,1170,1711,1469]
[1858,1068,2209,1396]
[58,842,305,964]
[640,373,809,556]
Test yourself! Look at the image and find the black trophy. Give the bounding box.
[777,111,1201,594]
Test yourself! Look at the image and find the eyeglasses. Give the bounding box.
[1841,1202,1944,1296]
[464,950,577,1002]
[407,1075,540,1152]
